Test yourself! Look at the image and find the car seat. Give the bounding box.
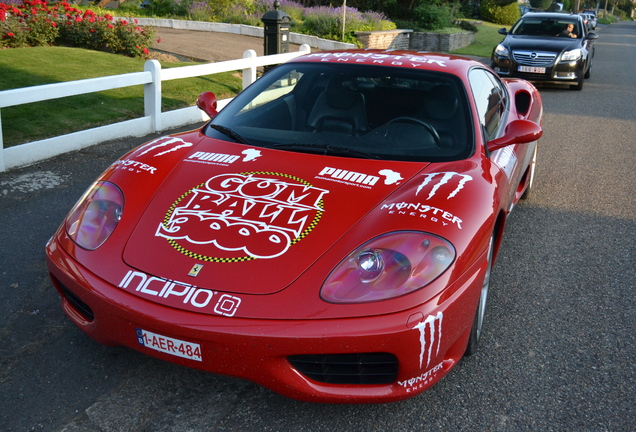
[306,75,368,134]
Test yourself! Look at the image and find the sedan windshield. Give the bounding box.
[511,17,583,38]
[205,62,474,162]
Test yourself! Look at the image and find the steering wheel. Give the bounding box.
[386,117,441,147]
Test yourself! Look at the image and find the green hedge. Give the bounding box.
[479,0,520,26]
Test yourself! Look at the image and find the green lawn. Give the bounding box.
[451,21,505,59]
[0,47,242,147]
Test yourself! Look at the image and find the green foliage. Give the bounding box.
[598,14,618,24]
[145,0,189,17]
[414,2,453,31]
[456,19,479,32]
[480,0,520,25]
[529,0,553,10]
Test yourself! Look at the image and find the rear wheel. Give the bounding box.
[465,235,495,356]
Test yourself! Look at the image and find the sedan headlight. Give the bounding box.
[494,44,509,57]
[66,181,124,250]
[561,49,582,62]
[321,232,455,303]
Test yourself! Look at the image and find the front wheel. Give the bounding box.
[465,235,495,356]
[571,73,584,90]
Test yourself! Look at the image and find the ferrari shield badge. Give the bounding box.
[188,263,204,277]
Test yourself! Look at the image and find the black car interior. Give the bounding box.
[209,63,474,162]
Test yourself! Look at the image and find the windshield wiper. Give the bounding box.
[208,124,251,145]
[270,143,379,159]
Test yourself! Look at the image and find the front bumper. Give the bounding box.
[45,236,483,403]
[492,54,584,85]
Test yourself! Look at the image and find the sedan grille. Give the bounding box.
[513,50,557,66]
[288,353,398,385]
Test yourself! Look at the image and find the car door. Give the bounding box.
[468,68,531,209]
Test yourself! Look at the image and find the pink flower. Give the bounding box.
[7,32,15,37]
[143,47,149,55]
[107,23,113,29]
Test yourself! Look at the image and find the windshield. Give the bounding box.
[510,16,583,38]
[205,62,473,162]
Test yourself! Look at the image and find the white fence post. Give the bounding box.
[242,49,257,89]
[144,60,162,132]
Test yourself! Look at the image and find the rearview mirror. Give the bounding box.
[196,91,218,118]
[487,120,542,152]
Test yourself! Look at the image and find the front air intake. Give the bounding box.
[288,353,398,385]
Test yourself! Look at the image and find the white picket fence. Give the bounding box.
[0,44,311,173]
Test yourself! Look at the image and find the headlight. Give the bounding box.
[320,231,455,303]
[561,49,582,62]
[66,181,124,250]
[494,44,509,57]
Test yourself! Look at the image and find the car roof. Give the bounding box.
[522,12,584,20]
[290,50,483,76]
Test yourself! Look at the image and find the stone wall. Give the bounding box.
[355,30,412,50]
[355,29,474,52]
[409,31,474,52]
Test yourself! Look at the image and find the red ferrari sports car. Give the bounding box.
[46,50,543,403]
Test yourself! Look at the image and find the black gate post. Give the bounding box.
[262,0,291,72]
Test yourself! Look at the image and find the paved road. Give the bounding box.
[1,22,635,431]
[152,27,306,62]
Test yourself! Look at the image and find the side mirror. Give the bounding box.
[586,32,599,40]
[498,28,508,35]
[196,91,218,118]
[487,120,543,152]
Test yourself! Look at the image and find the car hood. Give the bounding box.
[503,35,581,53]
[122,138,427,295]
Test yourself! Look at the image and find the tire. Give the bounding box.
[465,235,495,356]
[571,73,584,90]
[520,144,537,200]
[584,62,591,79]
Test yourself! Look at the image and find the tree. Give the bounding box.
[529,0,553,10]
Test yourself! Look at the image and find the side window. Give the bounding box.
[468,69,507,141]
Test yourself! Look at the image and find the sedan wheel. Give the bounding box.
[571,73,584,90]
[465,235,494,356]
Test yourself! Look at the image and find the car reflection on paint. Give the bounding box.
[46,49,543,403]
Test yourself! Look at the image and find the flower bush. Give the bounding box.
[0,0,154,57]
[139,0,395,43]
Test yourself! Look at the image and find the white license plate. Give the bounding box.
[518,66,546,74]
[136,328,202,361]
